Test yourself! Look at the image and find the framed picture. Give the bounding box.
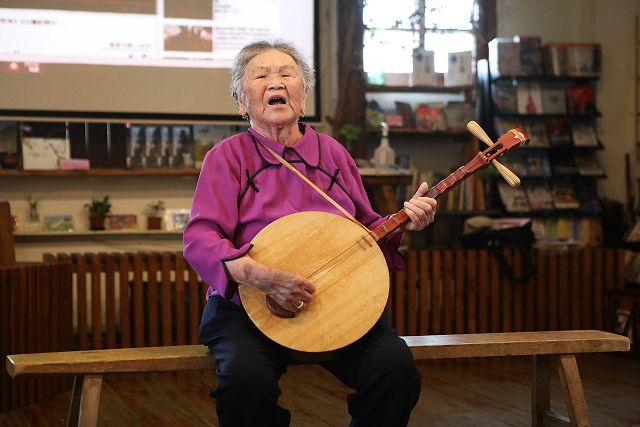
[43,214,74,232]
[165,209,190,231]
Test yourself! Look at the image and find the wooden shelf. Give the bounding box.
[0,168,201,177]
[367,128,469,137]
[491,75,599,82]
[365,84,473,93]
[14,229,183,241]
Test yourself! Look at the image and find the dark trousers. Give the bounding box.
[200,295,421,427]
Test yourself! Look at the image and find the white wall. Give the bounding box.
[497,0,640,206]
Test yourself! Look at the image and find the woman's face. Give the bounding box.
[238,49,306,130]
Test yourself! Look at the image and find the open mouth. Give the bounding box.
[268,96,287,105]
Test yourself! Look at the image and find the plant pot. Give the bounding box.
[89,216,106,231]
[147,216,162,230]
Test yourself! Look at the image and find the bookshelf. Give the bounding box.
[478,39,605,246]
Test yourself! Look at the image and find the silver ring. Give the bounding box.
[295,300,304,309]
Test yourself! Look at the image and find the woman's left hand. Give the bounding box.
[403,182,437,232]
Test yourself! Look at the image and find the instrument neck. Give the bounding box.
[368,158,483,242]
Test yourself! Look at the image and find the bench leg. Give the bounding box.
[67,375,103,427]
[557,354,590,427]
[532,355,551,427]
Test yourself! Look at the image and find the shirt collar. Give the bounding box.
[248,123,320,167]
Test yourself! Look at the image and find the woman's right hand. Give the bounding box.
[224,255,315,312]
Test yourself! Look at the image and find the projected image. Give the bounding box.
[164,25,213,53]
[0,0,156,14]
[164,0,213,20]
[0,0,317,118]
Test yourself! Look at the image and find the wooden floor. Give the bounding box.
[2,353,640,426]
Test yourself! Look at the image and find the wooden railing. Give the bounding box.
[1,261,72,413]
[2,247,627,413]
[388,247,626,336]
[42,252,208,351]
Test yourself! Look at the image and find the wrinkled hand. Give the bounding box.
[403,182,437,232]
[225,256,315,312]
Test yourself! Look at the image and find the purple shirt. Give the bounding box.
[183,123,405,304]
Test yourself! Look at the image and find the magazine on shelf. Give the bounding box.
[108,214,138,231]
[524,120,550,147]
[551,183,580,209]
[494,118,526,138]
[518,36,543,75]
[525,181,554,211]
[570,122,599,147]
[516,81,543,114]
[574,152,604,176]
[541,85,567,114]
[498,181,531,212]
[545,117,573,147]
[415,103,446,131]
[566,84,596,114]
[492,82,518,113]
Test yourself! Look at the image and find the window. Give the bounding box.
[363,0,478,78]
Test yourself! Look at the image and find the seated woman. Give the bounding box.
[183,40,437,427]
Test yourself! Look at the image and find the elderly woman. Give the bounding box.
[183,40,437,427]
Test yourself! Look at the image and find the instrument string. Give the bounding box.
[304,232,372,286]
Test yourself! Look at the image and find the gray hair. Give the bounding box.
[230,40,315,105]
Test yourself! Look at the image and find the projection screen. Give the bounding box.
[0,0,319,121]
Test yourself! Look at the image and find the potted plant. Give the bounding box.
[24,194,40,232]
[146,200,165,230]
[84,196,111,231]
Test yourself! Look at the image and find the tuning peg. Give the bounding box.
[466,121,521,187]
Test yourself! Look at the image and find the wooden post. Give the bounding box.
[0,201,16,265]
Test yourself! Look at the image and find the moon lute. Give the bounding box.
[239,127,529,353]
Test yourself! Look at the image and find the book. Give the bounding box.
[108,214,138,231]
[498,181,531,212]
[170,126,195,168]
[573,180,603,215]
[415,103,446,131]
[445,51,473,86]
[524,151,552,177]
[551,183,580,209]
[517,35,543,75]
[0,121,19,169]
[412,48,438,86]
[525,182,554,211]
[21,137,70,170]
[550,152,578,175]
[489,38,520,77]
[144,126,163,168]
[566,84,596,114]
[544,117,573,147]
[127,125,147,168]
[501,151,529,177]
[570,122,599,147]
[194,125,234,168]
[524,120,550,147]
[516,81,543,114]
[43,214,74,232]
[394,101,415,128]
[574,152,604,176]
[494,117,525,138]
[444,102,474,131]
[541,85,567,114]
[492,82,518,113]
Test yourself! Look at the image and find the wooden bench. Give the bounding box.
[6,330,629,427]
